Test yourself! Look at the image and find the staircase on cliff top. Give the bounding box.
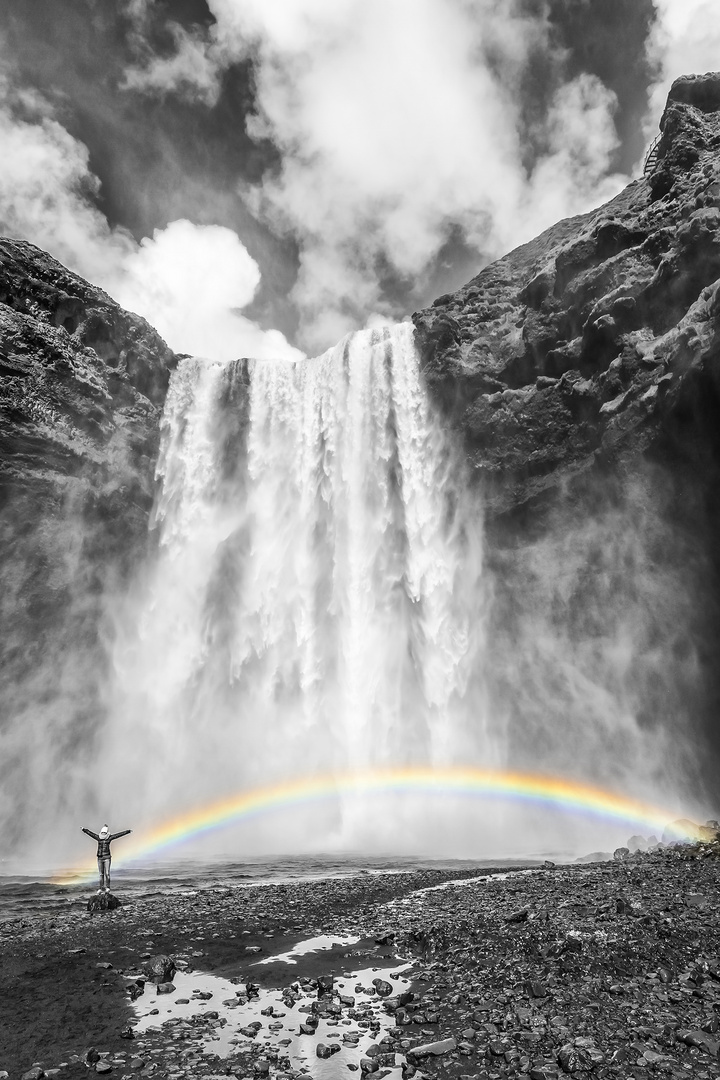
[643,134,662,175]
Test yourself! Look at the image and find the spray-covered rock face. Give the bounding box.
[412,74,720,814]
[0,238,176,851]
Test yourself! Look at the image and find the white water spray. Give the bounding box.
[95,322,707,859]
[103,324,492,849]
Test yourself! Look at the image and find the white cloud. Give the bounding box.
[124,0,630,350]
[522,74,626,240]
[645,0,720,141]
[0,66,301,363]
[115,220,303,361]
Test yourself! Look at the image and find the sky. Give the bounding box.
[0,0,718,360]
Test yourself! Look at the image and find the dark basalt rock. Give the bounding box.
[413,74,720,801]
[145,954,177,984]
[413,73,720,514]
[87,891,121,914]
[0,238,177,844]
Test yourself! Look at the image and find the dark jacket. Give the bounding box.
[82,827,131,859]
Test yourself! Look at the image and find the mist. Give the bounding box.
[14,328,709,873]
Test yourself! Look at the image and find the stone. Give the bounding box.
[663,819,702,844]
[87,893,121,914]
[145,955,176,984]
[557,1044,593,1073]
[372,978,393,996]
[316,1043,341,1059]
[95,1065,112,1075]
[21,1070,44,1080]
[316,974,334,995]
[119,1026,135,1040]
[407,1037,457,1058]
[156,982,175,994]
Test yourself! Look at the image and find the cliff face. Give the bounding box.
[413,72,720,514]
[411,74,720,800]
[0,238,177,837]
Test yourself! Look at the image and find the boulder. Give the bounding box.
[144,955,176,984]
[662,819,702,844]
[87,893,120,914]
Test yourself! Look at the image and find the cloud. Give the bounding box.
[645,0,720,138]
[123,0,631,350]
[115,219,303,360]
[122,20,226,104]
[0,60,301,362]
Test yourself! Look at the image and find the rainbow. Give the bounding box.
[55,766,683,886]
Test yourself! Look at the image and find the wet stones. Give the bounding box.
[144,955,176,984]
[316,1042,341,1058]
[407,1036,457,1058]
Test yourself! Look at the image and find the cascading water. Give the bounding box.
[102,323,493,851]
[91,320,707,860]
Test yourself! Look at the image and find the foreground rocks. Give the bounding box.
[1,847,718,1079]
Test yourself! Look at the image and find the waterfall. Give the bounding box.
[98,320,703,858]
[103,323,493,850]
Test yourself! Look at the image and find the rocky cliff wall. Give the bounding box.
[412,74,720,802]
[413,73,720,513]
[0,238,177,839]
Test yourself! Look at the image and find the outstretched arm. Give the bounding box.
[82,827,99,840]
[109,829,132,840]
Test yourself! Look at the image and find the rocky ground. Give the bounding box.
[1,843,719,1080]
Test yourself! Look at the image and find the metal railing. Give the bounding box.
[643,134,662,176]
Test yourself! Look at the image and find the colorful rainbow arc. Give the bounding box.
[55,766,682,886]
